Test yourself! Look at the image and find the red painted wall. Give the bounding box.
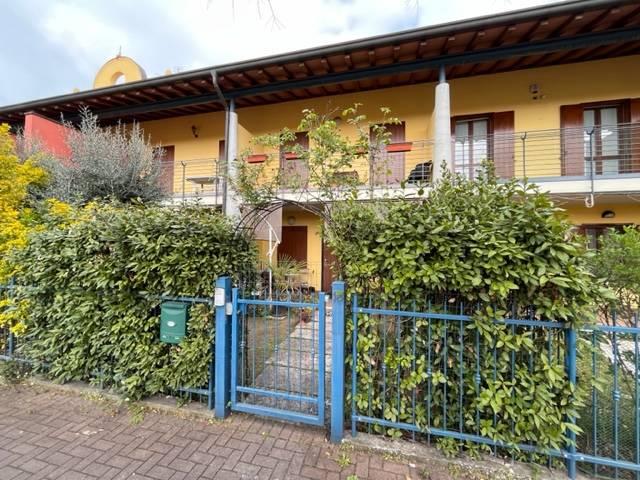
[23,112,71,159]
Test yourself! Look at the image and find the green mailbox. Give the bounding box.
[160,302,189,344]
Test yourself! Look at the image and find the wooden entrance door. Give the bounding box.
[278,226,308,263]
[321,242,338,293]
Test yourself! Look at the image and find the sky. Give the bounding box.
[0,0,560,107]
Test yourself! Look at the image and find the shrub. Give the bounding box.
[0,123,49,281]
[47,109,166,204]
[10,203,255,398]
[588,225,640,321]
[327,172,606,456]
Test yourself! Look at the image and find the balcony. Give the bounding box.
[170,123,639,206]
[450,122,640,195]
[169,157,223,206]
[367,123,640,195]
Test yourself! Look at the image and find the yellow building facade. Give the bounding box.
[134,55,640,289]
[2,1,639,291]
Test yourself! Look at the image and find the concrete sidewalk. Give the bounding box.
[0,385,423,480]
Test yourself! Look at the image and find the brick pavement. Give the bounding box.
[0,386,425,480]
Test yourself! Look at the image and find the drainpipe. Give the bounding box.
[432,65,452,182]
[211,70,240,218]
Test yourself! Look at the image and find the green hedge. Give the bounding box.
[12,203,255,399]
[327,173,606,457]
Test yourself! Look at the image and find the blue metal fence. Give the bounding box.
[4,274,640,479]
[345,292,640,480]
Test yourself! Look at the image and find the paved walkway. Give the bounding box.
[249,305,332,416]
[0,386,424,480]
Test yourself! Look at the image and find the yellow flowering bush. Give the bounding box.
[0,124,75,337]
[0,123,48,280]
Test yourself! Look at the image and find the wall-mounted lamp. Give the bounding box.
[287,216,296,225]
[601,210,616,219]
[191,125,200,138]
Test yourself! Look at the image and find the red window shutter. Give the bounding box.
[560,105,584,176]
[492,111,515,178]
[630,98,640,173]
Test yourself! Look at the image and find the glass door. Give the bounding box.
[583,106,621,175]
[454,118,489,179]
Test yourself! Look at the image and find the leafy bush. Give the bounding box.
[10,203,255,398]
[0,123,49,281]
[327,172,605,456]
[588,225,640,322]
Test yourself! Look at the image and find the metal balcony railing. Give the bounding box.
[171,157,223,203]
[451,122,640,181]
[168,123,639,203]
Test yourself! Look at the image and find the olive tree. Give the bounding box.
[47,109,166,204]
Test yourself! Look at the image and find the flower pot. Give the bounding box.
[386,142,413,153]
[247,154,268,163]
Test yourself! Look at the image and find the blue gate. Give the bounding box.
[230,286,327,426]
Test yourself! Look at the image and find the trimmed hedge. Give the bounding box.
[12,203,255,398]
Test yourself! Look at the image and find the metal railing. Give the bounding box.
[348,293,640,479]
[451,123,640,181]
[173,157,222,203]
[164,123,639,203]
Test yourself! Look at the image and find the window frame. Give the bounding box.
[451,113,494,180]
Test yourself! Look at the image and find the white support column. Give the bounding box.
[224,99,241,218]
[432,66,452,182]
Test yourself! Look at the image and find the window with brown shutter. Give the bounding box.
[560,105,584,176]
[280,132,309,186]
[451,111,514,179]
[369,122,406,185]
[492,112,515,178]
[562,99,634,176]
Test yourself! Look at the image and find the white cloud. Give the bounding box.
[40,3,133,78]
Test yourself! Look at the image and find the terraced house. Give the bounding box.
[1,0,639,291]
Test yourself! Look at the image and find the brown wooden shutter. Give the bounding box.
[560,105,584,176]
[492,111,515,178]
[159,145,175,194]
[370,122,405,184]
[629,98,640,173]
[280,132,309,185]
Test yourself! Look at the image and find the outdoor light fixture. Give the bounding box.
[287,216,296,225]
[601,210,616,219]
[191,125,200,138]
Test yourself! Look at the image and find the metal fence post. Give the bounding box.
[566,326,578,480]
[214,276,232,417]
[8,277,15,357]
[330,281,346,443]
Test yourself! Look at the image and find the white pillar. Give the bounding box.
[432,68,452,182]
[224,100,241,218]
